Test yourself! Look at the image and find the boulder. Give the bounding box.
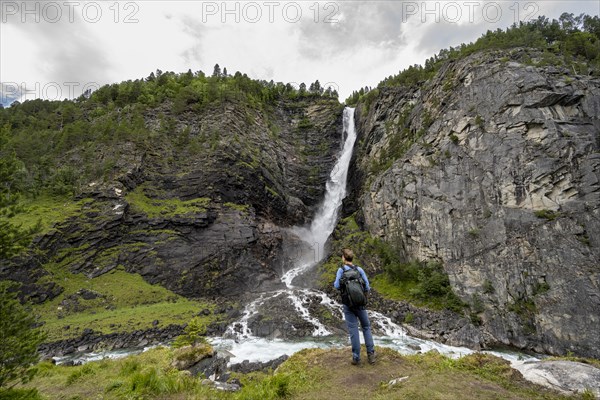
[513,360,600,397]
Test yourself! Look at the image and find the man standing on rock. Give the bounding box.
[334,248,376,365]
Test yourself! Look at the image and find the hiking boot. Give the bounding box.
[368,352,376,365]
[351,357,360,366]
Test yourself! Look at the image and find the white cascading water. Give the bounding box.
[225,107,359,339]
[281,106,358,287]
[225,107,407,340]
[293,107,358,261]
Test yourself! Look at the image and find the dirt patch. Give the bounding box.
[293,346,410,399]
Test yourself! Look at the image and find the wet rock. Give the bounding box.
[513,360,600,397]
[38,324,185,360]
[446,324,486,350]
[187,350,229,381]
[230,355,289,374]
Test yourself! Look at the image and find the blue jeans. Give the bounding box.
[343,304,375,360]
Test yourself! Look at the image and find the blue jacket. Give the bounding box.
[334,264,371,292]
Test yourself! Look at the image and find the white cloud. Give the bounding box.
[1,0,598,105]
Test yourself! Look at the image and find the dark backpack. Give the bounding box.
[340,265,367,308]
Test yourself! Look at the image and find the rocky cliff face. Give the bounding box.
[3,98,343,300]
[350,49,600,358]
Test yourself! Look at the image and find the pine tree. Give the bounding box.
[299,82,307,96]
[0,125,38,260]
[0,282,47,388]
[212,64,221,78]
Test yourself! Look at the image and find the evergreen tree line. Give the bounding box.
[0,65,338,198]
[88,64,338,112]
[346,13,600,105]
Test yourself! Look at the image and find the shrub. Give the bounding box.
[384,259,466,313]
[475,115,485,128]
[0,283,47,388]
[172,317,208,348]
[119,359,141,376]
[483,279,495,294]
[534,209,560,221]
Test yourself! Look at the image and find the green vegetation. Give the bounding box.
[483,279,495,295]
[224,202,250,213]
[546,355,600,369]
[8,196,93,234]
[172,317,209,348]
[319,215,465,313]
[126,185,211,218]
[0,126,41,259]
[468,228,480,238]
[367,103,426,176]
[508,296,537,334]
[508,297,536,316]
[475,115,485,128]
[576,233,591,246]
[533,281,551,296]
[0,283,47,389]
[373,260,466,313]
[20,347,586,399]
[534,209,561,221]
[32,266,217,341]
[317,215,372,288]
[0,64,338,200]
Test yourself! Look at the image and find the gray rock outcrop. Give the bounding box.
[513,360,600,397]
[351,49,600,358]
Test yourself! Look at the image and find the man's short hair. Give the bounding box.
[342,248,354,262]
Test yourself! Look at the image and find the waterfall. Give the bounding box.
[228,107,360,338]
[227,106,407,340]
[295,107,357,261]
[281,107,358,287]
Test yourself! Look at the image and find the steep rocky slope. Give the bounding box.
[2,97,343,302]
[349,48,600,358]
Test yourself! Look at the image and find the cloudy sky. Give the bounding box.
[1,1,598,105]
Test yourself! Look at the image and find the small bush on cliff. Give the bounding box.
[534,209,560,221]
[376,254,465,312]
[173,317,209,348]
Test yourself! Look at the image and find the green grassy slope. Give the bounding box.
[14,347,592,400]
